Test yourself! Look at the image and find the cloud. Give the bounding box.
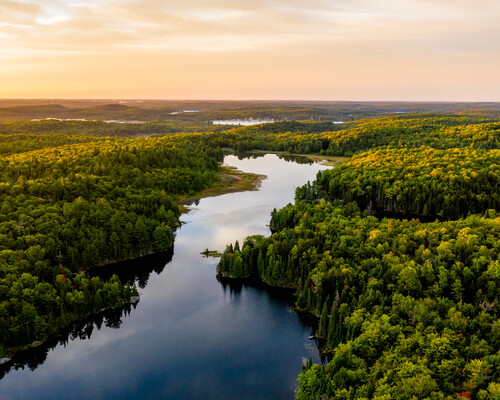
[0,0,499,100]
[2,0,498,54]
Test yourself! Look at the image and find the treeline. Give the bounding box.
[217,113,500,399]
[0,133,223,357]
[0,299,135,380]
[0,101,390,123]
[319,115,500,156]
[0,272,137,356]
[0,133,106,156]
[0,249,173,375]
[0,119,225,138]
[218,202,500,399]
[227,121,344,152]
[273,115,500,156]
[3,100,500,124]
[2,114,499,158]
[195,114,500,156]
[316,147,500,219]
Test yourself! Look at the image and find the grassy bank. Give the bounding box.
[179,165,265,211]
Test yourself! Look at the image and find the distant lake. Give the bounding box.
[31,118,147,124]
[212,119,345,126]
[0,154,329,400]
[170,110,199,114]
[212,119,278,126]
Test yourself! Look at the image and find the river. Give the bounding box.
[0,153,329,400]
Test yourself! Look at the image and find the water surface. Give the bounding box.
[212,119,278,126]
[0,154,329,400]
[212,119,344,126]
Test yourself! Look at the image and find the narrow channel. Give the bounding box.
[0,154,329,400]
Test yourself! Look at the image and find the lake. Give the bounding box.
[212,119,278,126]
[0,154,329,400]
[212,119,344,126]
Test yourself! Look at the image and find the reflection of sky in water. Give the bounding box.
[212,119,277,126]
[0,154,329,400]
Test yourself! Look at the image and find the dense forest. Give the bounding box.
[0,132,222,358]
[217,113,500,399]
[315,147,500,219]
[220,115,500,155]
[0,248,173,380]
[144,114,499,157]
[2,108,500,398]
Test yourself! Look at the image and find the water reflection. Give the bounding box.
[212,119,278,126]
[218,276,296,303]
[89,248,174,288]
[0,154,329,400]
[0,250,173,378]
[0,305,136,380]
[231,150,315,165]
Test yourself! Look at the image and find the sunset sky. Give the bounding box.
[1,0,499,101]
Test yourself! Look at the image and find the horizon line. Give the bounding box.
[1,98,500,104]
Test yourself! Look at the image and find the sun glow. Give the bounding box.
[1,0,499,100]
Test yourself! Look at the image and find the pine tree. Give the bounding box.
[319,302,329,338]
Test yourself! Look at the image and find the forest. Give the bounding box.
[2,99,500,125]
[0,132,222,358]
[1,108,500,398]
[217,113,500,399]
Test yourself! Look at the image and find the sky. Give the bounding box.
[1,0,499,101]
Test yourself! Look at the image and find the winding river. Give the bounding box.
[0,154,329,400]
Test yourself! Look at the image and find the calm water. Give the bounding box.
[212,119,278,126]
[212,119,344,126]
[0,154,329,400]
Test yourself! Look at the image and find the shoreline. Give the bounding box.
[0,151,322,368]
[230,149,350,166]
[0,297,139,369]
[178,164,266,213]
[216,272,324,345]
[0,155,263,364]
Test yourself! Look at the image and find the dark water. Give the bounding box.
[0,154,329,400]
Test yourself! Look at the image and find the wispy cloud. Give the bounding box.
[1,0,499,99]
[2,0,498,53]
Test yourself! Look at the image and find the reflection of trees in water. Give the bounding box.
[218,276,298,304]
[0,249,173,379]
[277,154,314,165]
[218,276,330,364]
[233,151,266,160]
[217,276,319,330]
[183,198,200,207]
[0,305,134,379]
[233,151,314,165]
[219,277,243,296]
[218,276,326,363]
[89,247,174,288]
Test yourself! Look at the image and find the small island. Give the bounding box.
[201,249,223,258]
